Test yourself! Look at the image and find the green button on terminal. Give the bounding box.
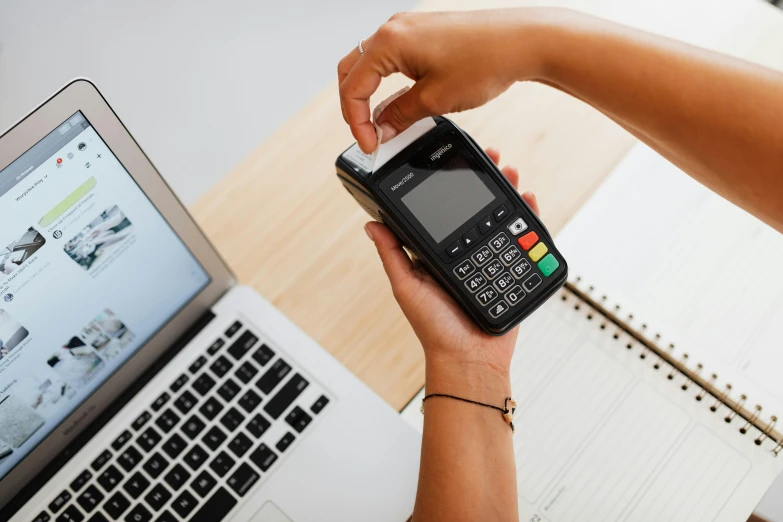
[537,254,560,277]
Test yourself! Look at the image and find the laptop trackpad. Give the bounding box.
[250,501,294,522]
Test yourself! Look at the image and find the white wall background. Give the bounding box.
[0,0,415,204]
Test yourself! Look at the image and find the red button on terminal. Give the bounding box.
[518,232,539,251]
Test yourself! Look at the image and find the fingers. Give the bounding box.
[364,222,415,292]
[484,147,500,165]
[521,191,540,216]
[375,81,438,139]
[501,164,519,190]
[340,55,385,153]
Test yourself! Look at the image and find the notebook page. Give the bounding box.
[555,144,783,424]
[401,294,783,521]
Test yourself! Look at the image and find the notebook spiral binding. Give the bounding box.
[563,278,783,456]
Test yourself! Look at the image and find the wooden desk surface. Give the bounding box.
[192,0,783,411]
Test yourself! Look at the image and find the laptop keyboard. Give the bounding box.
[31,320,330,522]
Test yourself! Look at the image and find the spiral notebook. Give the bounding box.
[401,144,783,522]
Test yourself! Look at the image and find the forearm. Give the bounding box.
[525,9,783,231]
[413,359,518,522]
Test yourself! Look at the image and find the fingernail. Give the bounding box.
[523,191,535,199]
[379,123,397,143]
[364,223,375,241]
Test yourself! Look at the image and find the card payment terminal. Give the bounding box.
[336,117,567,335]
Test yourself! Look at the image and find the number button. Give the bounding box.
[481,259,504,280]
[464,273,487,294]
[488,300,510,318]
[452,259,475,280]
[523,273,543,292]
[471,246,493,267]
[506,285,525,306]
[510,259,532,280]
[499,245,522,266]
[489,232,510,253]
[493,273,514,293]
[476,287,499,307]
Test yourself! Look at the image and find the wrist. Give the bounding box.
[425,356,512,405]
[512,7,583,84]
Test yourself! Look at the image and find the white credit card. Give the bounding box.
[372,117,437,172]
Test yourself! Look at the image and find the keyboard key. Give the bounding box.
[225,321,242,338]
[471,245,493,267]
[210,356,233,379]
[246,414,271,438]
[220,407,245,432]
[70,470,92,493]
[118,446,143,472]
[87,514,108,522]
[510,259,532,280]
[183,444,209,470]
[237,390,262,413]
[49,490,72,512]
[256,359,291,394]
[276,432,295,453]
[122,472,150,499]
[190,489,237,522]
[182,415,207,440]
[56,505,83,522]
[191,471,217,498]
[151,392,170,412]
[111,430,132,451]
[226,463,259,497]
[131,412,152,431]
[523,273,543,292]
[202,426,227,451]
[264,374,309,420]
[77,485,104,513]
[517,231,539,251]
[207,338,225,356]
[464,272,488,294]
[209,451,236,477]
[252,344,275,367]
[285,406,312,433]
[227,330,258,360]
[499,245,522,266]
[123,504,152,522]
[33,511,51,522]
[142,452,169,479]
[192,373,216,396]
[188,355,208,374]
[97,465,123,493]
[311,395,329,414]
[489,232,510,253]
[199,397,223,421]
[537,253,560,277]
[234,361,258,384]
[104,491,131,519]
[476,286,499,307]
[216,379,241,402]
[249,443,278,472]
[173,391,197,414]
[452,259,475,280]
[228,432,253,457]
[488,300,510,319]
[155,409,180,434]
[528,242,548,263]
[164,464,191,491]
[493,273,515,294]
[171,491,198,518]
[143,484,171,511]
[161,433,186,459]
[136,427,161,453]
[91,450,112,471]
[152,511,176,522]
[170,374,189,393]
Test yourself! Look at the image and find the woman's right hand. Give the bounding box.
[337,9,553,152]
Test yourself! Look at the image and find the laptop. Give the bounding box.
[0,79,420,522]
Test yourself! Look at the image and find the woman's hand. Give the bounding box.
[338,9,551,152]
[364,148,538,399]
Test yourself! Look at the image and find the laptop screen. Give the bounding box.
[0,112,210,480]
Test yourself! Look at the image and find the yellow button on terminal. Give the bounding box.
[528,242,548,263]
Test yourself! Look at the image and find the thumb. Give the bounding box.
[364,222,416,294]
[375,83,437,140]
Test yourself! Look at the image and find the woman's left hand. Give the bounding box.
[364,147,539,399]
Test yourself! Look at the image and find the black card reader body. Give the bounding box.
[336,117,567,335]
